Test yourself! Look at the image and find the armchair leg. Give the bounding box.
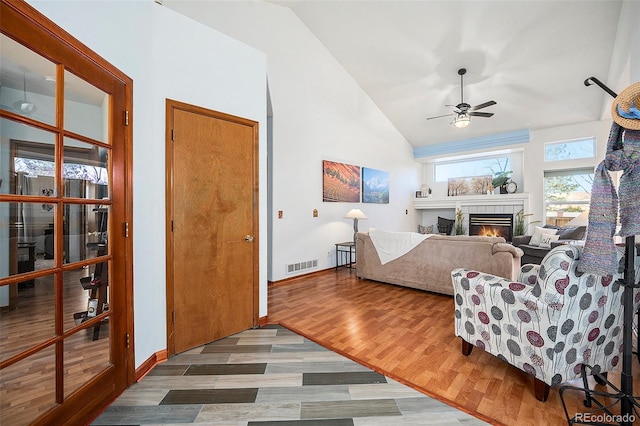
[461,339,473,356]
[534,378,550,402]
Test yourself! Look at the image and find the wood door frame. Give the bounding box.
[0,1,134,424]
[165,99,259,356]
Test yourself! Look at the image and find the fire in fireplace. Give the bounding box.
[469,213,514,242]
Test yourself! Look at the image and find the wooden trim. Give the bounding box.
[0,0,135,423]
[258,316,269,327]
[135,350,168,382]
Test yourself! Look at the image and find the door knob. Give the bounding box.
[244,235,254,242]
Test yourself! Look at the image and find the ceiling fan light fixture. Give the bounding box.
[452,113,471,128]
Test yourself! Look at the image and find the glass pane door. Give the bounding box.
[0,31,115,425]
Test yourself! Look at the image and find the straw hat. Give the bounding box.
[611,82,640,130]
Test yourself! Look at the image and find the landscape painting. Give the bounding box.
[322,160,361,202]
[362,167,389,204]
[447,175,492,196]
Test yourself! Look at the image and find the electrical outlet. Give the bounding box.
[278,210,283,219]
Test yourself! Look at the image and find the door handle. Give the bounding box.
[244,235,254,242]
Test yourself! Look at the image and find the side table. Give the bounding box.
[335,241,356,271]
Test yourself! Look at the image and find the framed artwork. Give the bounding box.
[447,175,492,196]
[362,167,389,204]
[322,160,361,202]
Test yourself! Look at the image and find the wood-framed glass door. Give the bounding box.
[0,1,133,424]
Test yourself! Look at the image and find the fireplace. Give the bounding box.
[469,213,514,242]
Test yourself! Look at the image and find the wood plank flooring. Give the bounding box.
[268,269,640,426]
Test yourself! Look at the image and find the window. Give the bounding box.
[544,168,593,226]
[545,138,595,162]
[434,156,511,182]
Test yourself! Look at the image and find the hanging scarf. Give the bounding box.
[577,123,640,276]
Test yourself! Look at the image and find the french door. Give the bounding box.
[0,2,133,425]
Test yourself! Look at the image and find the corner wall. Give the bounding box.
[164,1,421,282]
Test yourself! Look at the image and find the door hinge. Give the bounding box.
[126,333,130,348]
[124,222,129,238]
[124,110,129,126]
[172,311,176,324]
[171,129,175,141]
[171,220,174,232]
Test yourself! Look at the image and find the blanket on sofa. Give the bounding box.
[369,228,433,265]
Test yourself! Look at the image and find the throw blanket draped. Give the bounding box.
[369,228,432,265]
[578,123,640,276]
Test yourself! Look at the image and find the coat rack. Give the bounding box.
[559,78,639,426]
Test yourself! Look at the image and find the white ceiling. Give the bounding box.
[265,0,627,147]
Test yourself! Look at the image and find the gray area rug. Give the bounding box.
[93,325,488,425]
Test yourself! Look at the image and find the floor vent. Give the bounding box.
[286,259,318,274]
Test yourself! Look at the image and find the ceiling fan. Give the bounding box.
[426,68,496,128]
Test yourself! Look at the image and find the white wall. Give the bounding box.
[29,0,268,368]
[164,1,421,282]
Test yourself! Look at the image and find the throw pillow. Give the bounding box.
[418,224,434,234]
[529,226,558,246]
[539,234,560,248]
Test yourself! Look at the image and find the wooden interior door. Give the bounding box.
[166,100,258,355]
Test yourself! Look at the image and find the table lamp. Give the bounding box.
[344,208,368,243]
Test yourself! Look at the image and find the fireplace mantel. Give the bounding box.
[414,193,530,212]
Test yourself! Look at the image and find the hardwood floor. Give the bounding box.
[268,269,640,426]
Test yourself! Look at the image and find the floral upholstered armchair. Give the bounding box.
[451,244,639,401]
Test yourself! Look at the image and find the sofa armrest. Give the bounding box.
[512,235,532,247]
[493,242,523,258]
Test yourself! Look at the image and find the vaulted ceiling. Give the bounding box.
[266,1,628,148]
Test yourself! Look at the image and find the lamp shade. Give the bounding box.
[344,208,368,220]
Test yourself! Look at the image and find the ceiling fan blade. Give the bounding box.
[444,104,462,113]
[469,111,494,118]
[426,113,454,121]
[470,100,496,111]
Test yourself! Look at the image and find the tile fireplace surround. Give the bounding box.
[414,193,530,238]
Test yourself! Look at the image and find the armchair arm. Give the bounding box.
[518,263,540,285]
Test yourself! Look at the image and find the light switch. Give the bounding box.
[313,209,318,217]
[278,210,283,219]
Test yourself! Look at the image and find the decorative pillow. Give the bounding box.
[529,226,558,246]
[539,234,560,248]
[418,224,434,234]
[437,217,455,235]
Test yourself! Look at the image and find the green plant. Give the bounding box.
[513,209,541,236]
[455,208,466,235]
[492,170,513,188]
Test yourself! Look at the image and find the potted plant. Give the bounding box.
[513,209,540,236]
[492,171,513,194]
[455,208,466,235]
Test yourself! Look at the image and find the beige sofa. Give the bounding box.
[355,232,523,296]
